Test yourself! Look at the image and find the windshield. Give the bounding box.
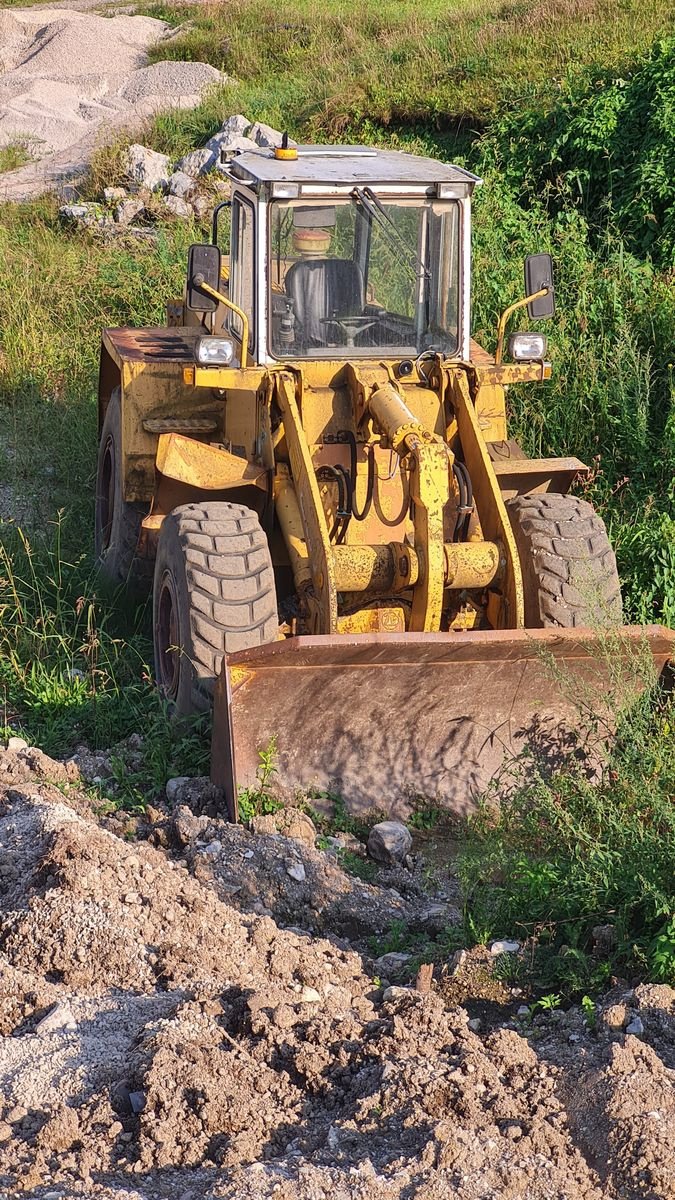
[268,195,460,359]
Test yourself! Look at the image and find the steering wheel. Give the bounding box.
[320,315,379,348]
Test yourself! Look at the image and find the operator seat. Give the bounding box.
[285,258,365,345]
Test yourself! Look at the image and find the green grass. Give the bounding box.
[0,142,32,174]
[459,678,675,992]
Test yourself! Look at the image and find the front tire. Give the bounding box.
[152,501,279,714]
[95,387,148,588]
[506,493,623,628]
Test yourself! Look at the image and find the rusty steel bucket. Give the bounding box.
[211,626,674,820]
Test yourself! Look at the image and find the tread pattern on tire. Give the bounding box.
[506,493,623,628]
[95,387,150,588]
[172,501,278,699]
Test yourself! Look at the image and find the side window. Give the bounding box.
[230,197,255,350]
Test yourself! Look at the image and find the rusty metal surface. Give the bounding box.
[211,626,674,820]
[102,327,202,366]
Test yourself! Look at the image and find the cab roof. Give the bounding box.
[226,144,481,194]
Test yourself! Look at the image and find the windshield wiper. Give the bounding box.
[352,187,430,283]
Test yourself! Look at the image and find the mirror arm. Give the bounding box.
[198,280,249,368]
[495,287,549,366]
[212,200,231,248]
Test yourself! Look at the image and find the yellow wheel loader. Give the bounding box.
[96,142,673,819]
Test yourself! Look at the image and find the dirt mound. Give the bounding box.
[0,746,674,1198]
[0,8,224,200]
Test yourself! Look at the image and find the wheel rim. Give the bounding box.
[97,434,115,552]
[156,570,180,699]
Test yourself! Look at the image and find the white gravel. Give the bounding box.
[0,7,225,199]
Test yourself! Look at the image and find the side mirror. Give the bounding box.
[186,243,222,312]
[525,253,555,319]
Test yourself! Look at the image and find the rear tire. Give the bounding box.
[95,387,148,588]
[506,493,623,628]
[153,500,279,714]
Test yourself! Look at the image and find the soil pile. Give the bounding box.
[0,745,674,1199]
[0,8,224,200]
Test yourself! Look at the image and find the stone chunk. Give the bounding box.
[59,203,100,227]
[176,146,217,177]
[7,736,28,752]
[115,198,145,225]
[125,143,170,192]
[103,186,127,203]
[218,114,252,139]
[168,170,195,198]
[36,1001,77,1035]
[367,820,412,865]
[249,121,292,149]
[163,195,193,218]
[489,939,520,956]
[166,777,192,803]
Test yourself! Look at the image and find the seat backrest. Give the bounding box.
[285,258,364,344]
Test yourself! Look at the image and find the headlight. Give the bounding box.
[196,337,235,365]
[508,333,547,361]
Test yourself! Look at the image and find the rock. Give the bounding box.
[35,1001,77,1035]
[176,147,217,177]
[7,736,28,752]
[249,121,295,149]
[191,193,214,221]
[286,861,306,883]
[298,986,321,1004]
[115,197,145,225]
[166,777,192,803]
[164,195,193,218]
[59,203,101,227]
[276,809,317,846]
[591,923,617,951]
[625,1015,645,1036]
[128,1091,146,1114]
[0,1123,12,1144]
[448,948,466,976]
[489,939,520,956]
[125,143,170,192]
[168,170,196,198]
[367,820,412,865]
[382,985,412,1002]
[600,1002,629,1032]
[373,951,412,975]
[467,1017,482,1032]
[210,134,259,165]
[103,186,127,203]
[517,1004,530,1018]
[218,113,252,139]
[421,902,460,932]
[172,805,207,846]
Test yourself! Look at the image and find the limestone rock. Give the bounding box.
[367,820,412,865]
[163,195,193,218]
[115,197,145,225]
[176,146,217,177]
[125,143,170,192]
[168,170,195,198]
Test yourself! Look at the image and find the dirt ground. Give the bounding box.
[0,744,673,1200]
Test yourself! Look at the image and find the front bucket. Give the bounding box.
[211,626,674,820]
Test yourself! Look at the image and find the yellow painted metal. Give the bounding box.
[155,432,268,491]
[275,372,338,633]
[446,368,524,627]
[408,439,452,631]
[494,287,549,366]
[368,384,431,452]
[198,281,249,368]
[184,364,269,389]
[274,465,313,592]
[474,381,507,443]
[337,606,406,634]
[332,543,419,593]
[443,541,501,589]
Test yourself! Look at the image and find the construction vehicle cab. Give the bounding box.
[96,143,672,818]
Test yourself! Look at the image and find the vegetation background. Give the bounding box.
[0,0,673,989]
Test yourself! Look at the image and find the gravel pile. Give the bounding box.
[0,7,225,200]
[0,744,674,1199]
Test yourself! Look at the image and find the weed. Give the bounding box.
[336,848,377,883]
[0,142,32,174]
[238,737,283,822]
[581,994,597,1028]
